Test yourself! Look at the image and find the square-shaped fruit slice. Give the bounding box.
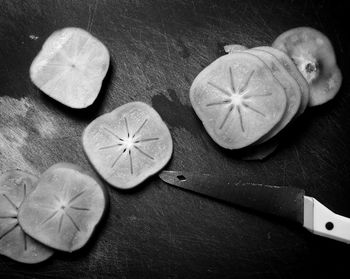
[272,27,342,106]
[30,27,110,109]
[254,46,310,115]
[246,49,301,144]
[190,52,287,149]
[0,170,54,263]
[82,102,173,189]
[18,163,108,252]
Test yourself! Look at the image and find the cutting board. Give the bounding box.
[0,0,349,278]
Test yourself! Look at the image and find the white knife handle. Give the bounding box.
[303,196,350,244]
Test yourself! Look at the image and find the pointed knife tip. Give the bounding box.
[158,170,184,186]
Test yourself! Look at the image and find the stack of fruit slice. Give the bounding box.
[190,51,288,149]
[190,27,342,152]
[0,163,108,263]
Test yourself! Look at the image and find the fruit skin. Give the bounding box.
[30,27,110,109]
[224,45,309,115]
[245,48,301,144]
[190,52,287,150]
[0,170,54,264]
[253,46,310,115]
[82,102,173,190]
[18,163,109,252]
[272,27,342,106]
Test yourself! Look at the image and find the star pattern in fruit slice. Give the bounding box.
[30,27,110,108]
[190,52,287,149]
[98,117,160,175]
[18,163,107,252]
[0,170,54,263]
[39,189,89,233]
[82,102,173,189]
[206,67,268,132]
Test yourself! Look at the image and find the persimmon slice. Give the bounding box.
[30,27,110,108]
[254,46,310,115]
[18,163,107,252]
[0,170,53,263]
[190,52,287,149]
[82,102,173,189]
[272,27,342,106]
[246,49,301,143]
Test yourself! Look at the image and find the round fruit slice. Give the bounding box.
[254,46,310,115]
[246,48,301,144]
[0,170,54,263]
[82,102,173,189]
[190,52,287,149]
[18,163,108,252]
[30,27,110,109]
[272,27,342,106]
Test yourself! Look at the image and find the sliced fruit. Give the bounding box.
[190,52,287,149]
[224,44,248,53]
[30,27,110,109]
[82,102,173,189]
[272,27,342,106]
[0,170,54,263]
[254,46,310,114]
[246,48,301,144]
[18,163,108,252]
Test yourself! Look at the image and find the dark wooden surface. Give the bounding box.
[0,0,349,278]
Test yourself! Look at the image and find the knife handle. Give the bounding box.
[303,196,350,244]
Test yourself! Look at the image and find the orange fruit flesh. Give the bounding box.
[254,46,310,115]
[18,163,107,252]
[30,27,110,109]
[0,170,54,263]
[82,102,173,189]
[245,49,301,144]
[190,52,287,149]
[272,27,342,106]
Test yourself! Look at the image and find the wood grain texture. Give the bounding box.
[0,0,349,278]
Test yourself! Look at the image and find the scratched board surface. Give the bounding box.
[0,0,349,278]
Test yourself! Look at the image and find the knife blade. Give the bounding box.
[159,170,350,244]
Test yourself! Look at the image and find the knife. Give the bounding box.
[158,170,350,244]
